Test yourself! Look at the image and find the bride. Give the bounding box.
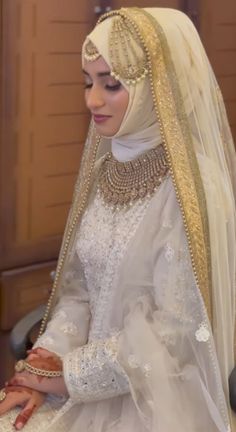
[0,7,235,432]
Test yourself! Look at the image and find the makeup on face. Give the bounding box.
[83,57,129,137]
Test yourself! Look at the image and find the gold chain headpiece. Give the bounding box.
[84,10,149,85]
[107,15,148,85]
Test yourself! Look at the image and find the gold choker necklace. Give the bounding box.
[98,144,169,207]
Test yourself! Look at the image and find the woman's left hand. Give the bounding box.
[8,355,68,397]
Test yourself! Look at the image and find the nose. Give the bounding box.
[85,85,105,112]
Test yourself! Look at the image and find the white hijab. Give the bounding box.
[82,18,162,162]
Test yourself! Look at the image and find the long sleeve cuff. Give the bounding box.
[63,334,130,403]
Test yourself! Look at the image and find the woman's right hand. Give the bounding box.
[0,386,45,430]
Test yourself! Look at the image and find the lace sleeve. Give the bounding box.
[63,334,130,402]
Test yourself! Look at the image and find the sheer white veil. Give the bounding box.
[38,7,236,432]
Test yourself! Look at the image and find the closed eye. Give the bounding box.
[106,83,121,91]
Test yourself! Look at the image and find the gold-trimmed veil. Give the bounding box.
[38,8,236,430]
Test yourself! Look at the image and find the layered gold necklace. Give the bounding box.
[98,144,169,207]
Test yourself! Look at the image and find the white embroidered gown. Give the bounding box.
[0,177,229,431]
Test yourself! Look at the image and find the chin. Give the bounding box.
[94,125,118,138]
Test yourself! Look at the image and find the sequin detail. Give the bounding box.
[76,190,152,340]
[64,335,129,402]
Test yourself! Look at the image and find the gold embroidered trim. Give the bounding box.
[99,7,212,322]
[39,7,213,336]
[39,125,101,336]
[129,7,212,321]
[98,145,169,207]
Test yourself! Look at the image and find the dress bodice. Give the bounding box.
[76,190,152,341]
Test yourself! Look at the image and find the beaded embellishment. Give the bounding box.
[84,39,100,62]
[108,15,148,85]
[82,10,149,85]
[98,144,169,207]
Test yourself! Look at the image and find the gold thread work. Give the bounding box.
[98,7,212,321]
[39,7,212,337]
[108,15,148,84]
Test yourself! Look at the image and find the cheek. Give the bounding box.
[113,90,129,118]
[84,91,89,108]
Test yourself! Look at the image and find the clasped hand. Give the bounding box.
[0,348,68,430]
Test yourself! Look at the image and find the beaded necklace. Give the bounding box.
[98,144,169,207]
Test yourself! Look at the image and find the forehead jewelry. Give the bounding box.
[84,39,100,62]
[84,12,149,86]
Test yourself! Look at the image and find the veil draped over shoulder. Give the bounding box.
[34,8,236,432]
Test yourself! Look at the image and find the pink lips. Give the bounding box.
[93,114,111,123]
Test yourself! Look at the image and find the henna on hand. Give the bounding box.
[9,352,63,386]
[25,355,63,383]
[14,405,36,430]
[0,384,45,425]
[14,390,44,430]
[28,355,62,372]
[5,386,33,398]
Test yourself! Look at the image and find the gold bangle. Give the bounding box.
[15,360,63,378]
[0,389,6,402]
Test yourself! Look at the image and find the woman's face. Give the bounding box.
[83,57,129,137]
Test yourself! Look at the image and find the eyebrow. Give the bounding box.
[82,69,111,77]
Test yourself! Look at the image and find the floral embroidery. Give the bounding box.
[37,335,54,346]
[76,191,152,340]
[64,335,129,402]
[128,355,151,377]
[60,322,79,336]
[195,322,210,342]
[53,310,67,320]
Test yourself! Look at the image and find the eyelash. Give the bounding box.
[84,83,121,91]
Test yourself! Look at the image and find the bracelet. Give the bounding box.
[15,360,63,378]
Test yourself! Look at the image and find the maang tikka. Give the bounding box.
[84,12,149,85]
